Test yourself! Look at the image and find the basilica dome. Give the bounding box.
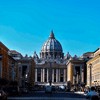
[40,31,64,59]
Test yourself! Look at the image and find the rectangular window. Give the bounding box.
[22,65,27,77]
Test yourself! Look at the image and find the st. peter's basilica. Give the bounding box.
[33,31,93,87]
[0,30,94,89]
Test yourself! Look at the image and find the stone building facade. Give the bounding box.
[0,42,17,82]
[67,58,85,85]
[33,31,94,87]
[0,42,35,87]
[87,48,100,87]
[9,50,35,87]
[34,31,68,86]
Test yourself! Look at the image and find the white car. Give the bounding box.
[59,85,65,91]
[45,86,52,93]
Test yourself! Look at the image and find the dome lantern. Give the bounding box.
[49,30,55,39]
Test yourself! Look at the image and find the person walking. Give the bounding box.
[86,86,99,100]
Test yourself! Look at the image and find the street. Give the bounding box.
[8,91,86,100]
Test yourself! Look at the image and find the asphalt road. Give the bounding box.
[8,91,86,100]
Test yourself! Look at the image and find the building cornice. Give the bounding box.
[87,54,100,65]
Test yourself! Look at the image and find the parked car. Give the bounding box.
[52,86,56,92]
[22,88,28,93]
[0,90,7,100]
[45,85,52,93]
[4,86,19,96]
[58,85,66,91]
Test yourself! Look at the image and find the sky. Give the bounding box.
[0,0,100,57]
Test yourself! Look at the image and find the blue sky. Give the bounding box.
[0,0,100,57]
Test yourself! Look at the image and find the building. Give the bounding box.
[0,42,17,83]
[66,52,94,89]
[67,57,85,86]
[87,48,100,87]
[9,50,35,88]
[0,42,35,88]
[0,31,96,89]
[18,55,35,87]
[33,31,95,87]
[34,31,71,86]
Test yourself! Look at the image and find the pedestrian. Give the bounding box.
[86,86,99,100]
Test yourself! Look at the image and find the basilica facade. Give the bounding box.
[33,31,95,88]
[33,31,68,86]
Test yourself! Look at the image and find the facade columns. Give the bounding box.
[43,69,45,82]
[47,69,49,82]
[56,69,58,82]
[73,75,75,84]
[41,69,43,82]
[81,68,84,83]
[58,69,60,82]
[89,64,92,87]
[35,69,37,82]
[77,72,79,84]
[64,69,66,82]
[52,69,54,82]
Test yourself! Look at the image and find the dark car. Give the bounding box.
[21,88,28,93]
[45,85,52,93]
[52,86,56,92]
[0,90,7,100]
[5,86,19,96]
